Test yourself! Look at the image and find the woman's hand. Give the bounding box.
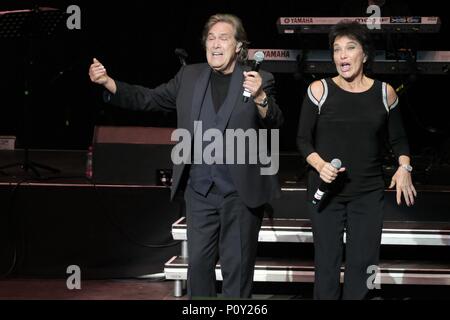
[389,167,417,206]
[318,161,346,183]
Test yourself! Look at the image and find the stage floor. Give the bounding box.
[2,277,450,300]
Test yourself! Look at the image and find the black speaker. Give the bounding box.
[92,126,175,185]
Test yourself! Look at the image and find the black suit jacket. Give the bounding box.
[107,62,283,208]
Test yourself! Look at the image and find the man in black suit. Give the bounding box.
[89,13,283,298]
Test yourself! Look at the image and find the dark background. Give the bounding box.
[1,0,449,157]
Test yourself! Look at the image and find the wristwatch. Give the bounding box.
[256,96,269,108]
[401,164,413,172]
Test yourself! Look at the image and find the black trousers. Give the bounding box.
[184,185,264,298]
[309,189,384,300]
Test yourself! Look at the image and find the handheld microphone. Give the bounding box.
[312,158,342,205]
[243,51,265,103]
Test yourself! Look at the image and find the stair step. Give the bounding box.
[164,256,450,285]
[172,217,450,246]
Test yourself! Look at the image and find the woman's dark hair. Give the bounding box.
[328,21,375,69]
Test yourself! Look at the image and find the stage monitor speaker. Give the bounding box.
[92,126,176,185]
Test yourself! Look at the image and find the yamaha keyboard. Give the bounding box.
[248,49,450,75]
[277,17,441,34]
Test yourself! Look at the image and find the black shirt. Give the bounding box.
[210,71,232,113]
[297,78,410,198]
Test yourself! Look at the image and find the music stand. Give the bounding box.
[0,7,66,177]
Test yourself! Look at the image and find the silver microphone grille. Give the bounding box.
[331,158,342,169]
[254,51,265,63]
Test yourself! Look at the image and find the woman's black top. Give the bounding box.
[297,78,410,198]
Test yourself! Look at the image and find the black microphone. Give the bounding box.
[312,158,342,205]
[243,50,265,103]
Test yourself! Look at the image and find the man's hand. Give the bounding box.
[243,71,263,99]
[244,71,269,118]
[89,58,117,93]
[89,58,108,84]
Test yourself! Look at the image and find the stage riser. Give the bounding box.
[1,183,449,279]
[0,185,181,278]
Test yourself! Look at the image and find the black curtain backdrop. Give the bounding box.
[0,0,449,153]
